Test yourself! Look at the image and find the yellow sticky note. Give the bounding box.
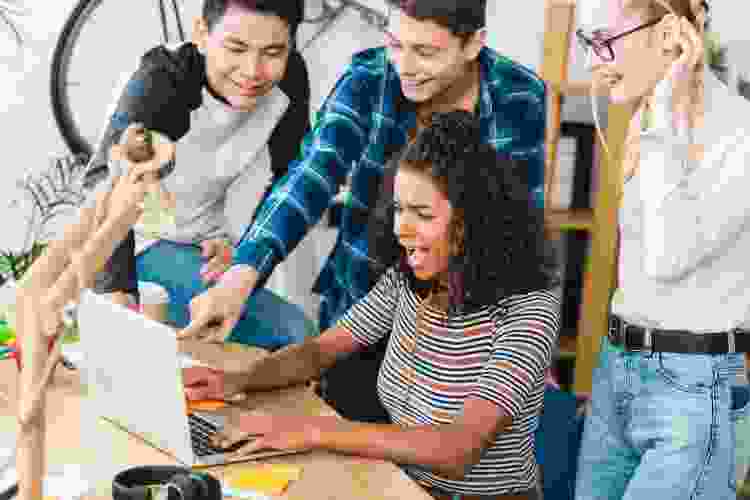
[227,465,302,495]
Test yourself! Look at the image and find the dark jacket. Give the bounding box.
[87,42,311,295]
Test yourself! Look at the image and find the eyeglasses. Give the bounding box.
[575,18,662,62]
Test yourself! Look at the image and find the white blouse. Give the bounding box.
[612,68,750,333]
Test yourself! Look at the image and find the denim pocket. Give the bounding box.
[656,352,715,394]
[730,385,750,491]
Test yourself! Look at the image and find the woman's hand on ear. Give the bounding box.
[661,16,704,132]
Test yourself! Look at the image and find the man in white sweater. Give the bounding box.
[82,0,318,350]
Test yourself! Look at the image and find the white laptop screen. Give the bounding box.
[76,289,193,464]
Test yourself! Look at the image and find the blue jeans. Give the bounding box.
[574,336,739,500]
[135,240,315,351]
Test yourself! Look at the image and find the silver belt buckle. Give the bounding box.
[639,328,653,355]
[608,317,622,345]
[727,329,737,354]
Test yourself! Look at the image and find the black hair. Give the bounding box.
[201,0,304,40]
[385,0,486,39]
[368,110,559,315]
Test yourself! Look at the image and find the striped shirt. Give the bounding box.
[337,268,561,496]
[232,46,547,330]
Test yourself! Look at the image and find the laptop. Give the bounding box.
[76,288,304,467]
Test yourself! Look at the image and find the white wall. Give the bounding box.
[3,0,744,247]
[0,0,561,249]
[1,0,609,294]
[1,0,595,317]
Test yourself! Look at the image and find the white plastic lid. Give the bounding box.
[137,281,170,305]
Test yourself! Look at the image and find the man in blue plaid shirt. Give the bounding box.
[181,0,547,423]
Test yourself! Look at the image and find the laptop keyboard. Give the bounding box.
[188,413,249,457]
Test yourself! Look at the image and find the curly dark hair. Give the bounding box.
[368,110,559,315]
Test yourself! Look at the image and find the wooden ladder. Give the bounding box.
[540,0,634,394]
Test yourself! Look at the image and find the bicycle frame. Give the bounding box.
[157,0,185,43]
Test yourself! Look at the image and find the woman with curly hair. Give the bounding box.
[181,110,561,500]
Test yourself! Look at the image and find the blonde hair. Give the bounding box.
[590,0,708,201]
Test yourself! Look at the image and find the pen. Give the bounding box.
[0,482,17,500]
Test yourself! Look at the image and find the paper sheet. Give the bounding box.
[1,465,90,500]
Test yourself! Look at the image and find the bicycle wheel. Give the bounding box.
[50,0,193,158]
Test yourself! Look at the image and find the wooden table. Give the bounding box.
[0,341,433,500]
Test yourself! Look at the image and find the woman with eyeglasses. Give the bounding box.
[573,1,749,499]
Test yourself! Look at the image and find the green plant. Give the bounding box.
[0,241,47,282]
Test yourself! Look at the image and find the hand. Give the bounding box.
[183,366,248,402]
[177,285,246,343]
[200,239,234,284]
[101,140,176,224]
[210,411,319,456]
[177,266,257,343]
[654,15,705,131]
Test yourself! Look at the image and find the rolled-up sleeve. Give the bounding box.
[336,268,400,348]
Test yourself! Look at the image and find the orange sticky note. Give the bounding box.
[186,399,227,412]
[227,465,302,496]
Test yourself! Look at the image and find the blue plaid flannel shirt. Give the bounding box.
[234,46,547,329]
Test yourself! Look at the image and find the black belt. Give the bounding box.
[608,315,750,354]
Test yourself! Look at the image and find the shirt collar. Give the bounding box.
[477,47,494,119]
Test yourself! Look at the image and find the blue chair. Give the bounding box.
[535,386,586,500]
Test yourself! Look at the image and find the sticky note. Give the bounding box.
[226,465,302,496]
[186,399,227,412]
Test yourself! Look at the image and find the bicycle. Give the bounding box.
[50,0,389,159]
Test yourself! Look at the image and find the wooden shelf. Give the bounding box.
[542,0,624,394]
[553,80,610,97]
[545,79,610,97]
[545,208,593,231]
